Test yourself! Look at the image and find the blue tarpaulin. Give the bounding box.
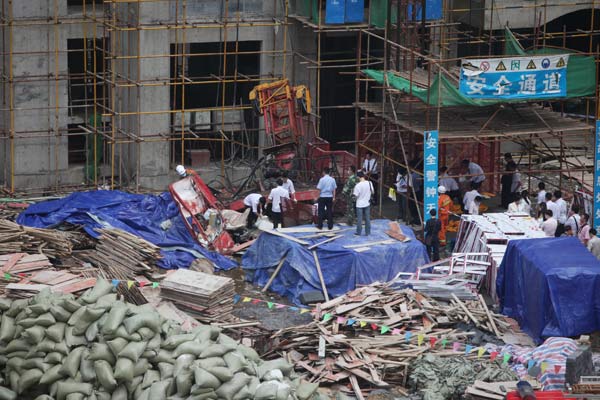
[497,237,600,344]
[242,220,429,305]
[16,190,237,271]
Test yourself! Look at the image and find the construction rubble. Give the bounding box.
[0,200,595,400]
[0,279,322,400]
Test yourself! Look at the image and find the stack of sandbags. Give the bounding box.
[0,279,320,400]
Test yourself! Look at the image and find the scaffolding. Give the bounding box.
[1,0,599,217]
[0,0,291,194]
[349,0,600,223]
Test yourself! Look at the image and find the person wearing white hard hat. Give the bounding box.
[175,165,196,178]
[437,185,452,246]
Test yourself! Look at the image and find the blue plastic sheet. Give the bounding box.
[497,237,600,344]
[16,190,237,271]
[242,220,429,305]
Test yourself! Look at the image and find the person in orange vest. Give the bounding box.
[437,185,452,247]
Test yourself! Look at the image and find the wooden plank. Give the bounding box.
[307,235,343,250]
[349,376,365,400]
[262,254,288,293]
[451,293,479,326]
[343,239,396,249]
[312,250,330,302]
[478,294,501,337]
[0,253,26,272]
[465,387,504,400]
[260,228,310,245]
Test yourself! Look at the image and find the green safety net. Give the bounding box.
[363,28,596,107]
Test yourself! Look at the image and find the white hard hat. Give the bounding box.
[438,185,447,194]
[175,165,186,177]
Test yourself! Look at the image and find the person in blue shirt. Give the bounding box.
[316,167,337,230]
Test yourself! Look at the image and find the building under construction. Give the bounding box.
[1,0,599,213]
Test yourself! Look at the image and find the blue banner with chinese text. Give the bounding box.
[423,130,439,222]
[459,55,569,100]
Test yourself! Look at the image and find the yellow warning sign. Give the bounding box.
[496,61,506,71]
[556,57,565,68]
[526,60,536,70]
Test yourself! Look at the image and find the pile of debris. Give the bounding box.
[0,279,321,400]
[78,228,161,279]
[268,283,510,398]
[0,219,87,258]
[0,202,28,221]
[160,269,235,324]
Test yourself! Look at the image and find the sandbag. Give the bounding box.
[80,279,113,304]
[60,346,85,378]
[137,327,155,341]
[173,341,207,357]
[39,364,64,385]
[224,352,247,373]
[23,326,46,344]
[154,350,175,364]
[0,387,16,400]
[106,338,128,357]
[125,375,143,395]
[22,358,47,371]
[60,299,80,313]
[46,323,66,342]
[113,358,134,382]
[232,386,252,400]
[199,344,235,358]
[71,307,106,335]
[0,315,15,343]
[56,381,93,400]
[257,359,293,378]
[193,368,220,389]
[194,357,226,370]
[123,313,160,334]
[158,362,174,380]
[110,385,127,400]
[101,303,128,336]
[206,366,233,382]
[89,343,116,365]
[173,354,195,377]
[85,321,100,342]
[95,293,117,309]
[64,327,87,348]
[65,394,85,400]
[175,370,194,397]
[133,358,150,377]
[33,395,54,400]
[43,352,63,364]
[49,305,71,323]
[236,345,260,362]
[296,381,319,400]
[163,334,195,350]
[215,372,251,400]
[79,349,96,382]
[18,368,44,394]
[141,369,160,389]
[6,299,28,318]
[117,341,147,362]
[94,360,117,392]
[148,380,170,400]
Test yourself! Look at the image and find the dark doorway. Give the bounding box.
[67,38,105,117]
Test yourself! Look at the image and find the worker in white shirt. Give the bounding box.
[552,190,568,236]
[281,171,297,203]
[439,166,459,200]
[507,193,528,214]
[587,229,600,260]
[468,196,482,215]
[460,159,485,190]
[463,182,481,212]
[267,178,290,229]
[362,152,379,199]
[540,209,558,237]
[545,192,559,224]
[316,167,337,230]
[536,182,547,207]
[243,193,266,228]
[353,171,374,236]
[395,167,410,222]
[565,204,581,235]
[508,161,522,199]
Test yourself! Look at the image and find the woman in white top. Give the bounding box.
[468,196,482,215]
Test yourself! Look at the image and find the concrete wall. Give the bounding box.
[482,0,596,30]
[0,0,311,192]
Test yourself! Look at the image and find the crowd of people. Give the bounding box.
[234,150,600,262]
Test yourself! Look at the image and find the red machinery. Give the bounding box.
[169,173,235,254]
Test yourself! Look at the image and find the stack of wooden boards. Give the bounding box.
[160,269,235,323]
[268,282,510,399]
[78,228,161,279]
[0,218,78,258]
